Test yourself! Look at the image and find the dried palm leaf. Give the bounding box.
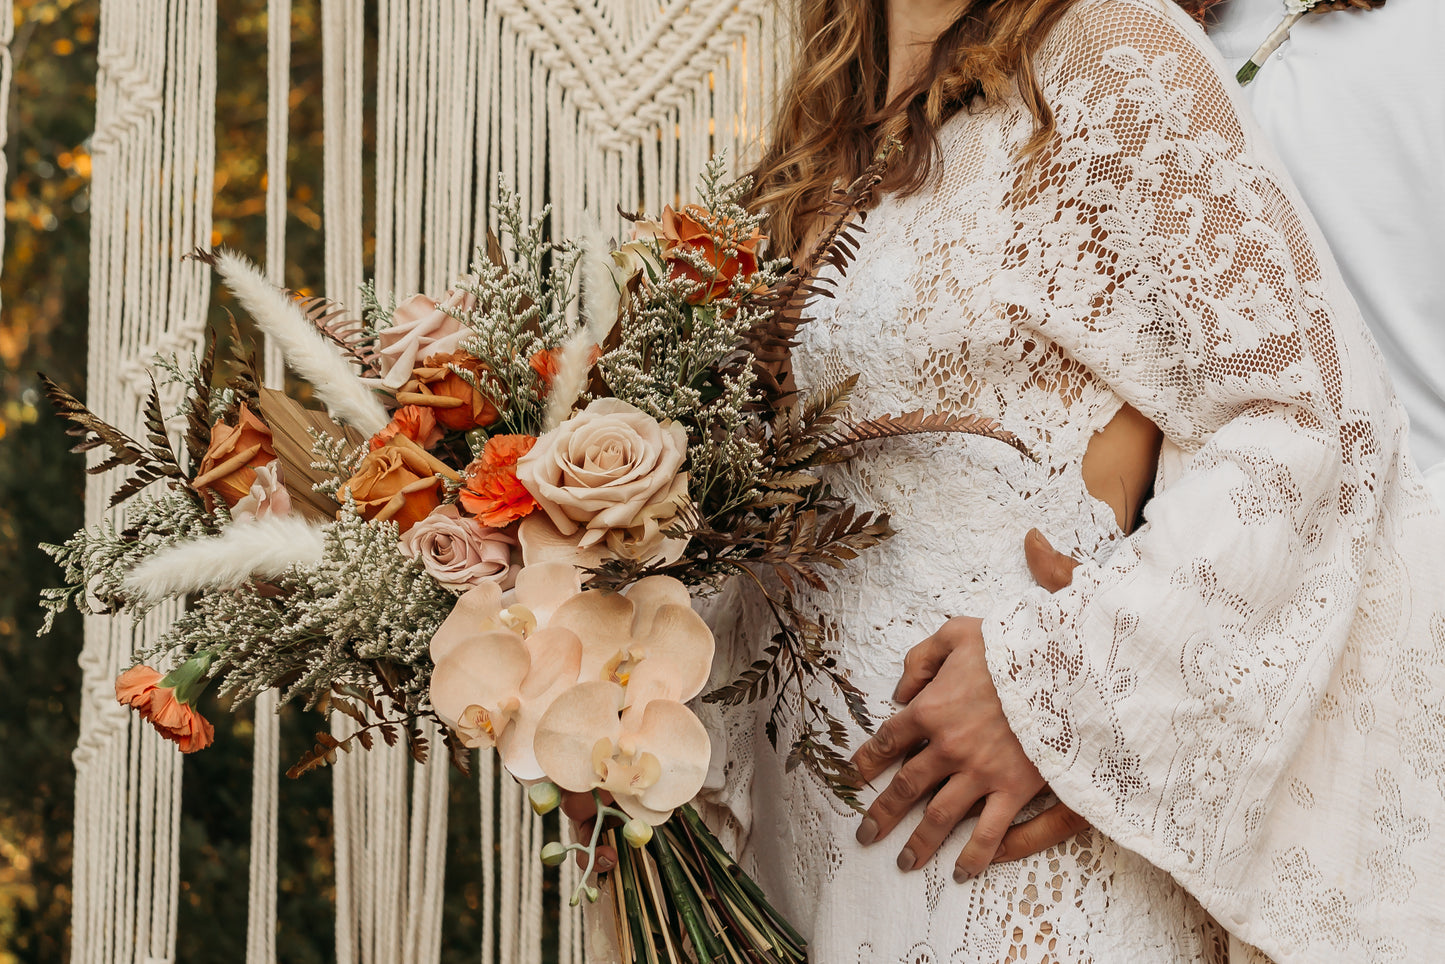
[255,386,364,522]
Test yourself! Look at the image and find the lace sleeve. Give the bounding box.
[982,1,1445,959]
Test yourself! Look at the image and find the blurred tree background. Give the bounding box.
[0,2,489,960]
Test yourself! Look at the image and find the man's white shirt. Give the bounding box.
[1208,0,1445,500]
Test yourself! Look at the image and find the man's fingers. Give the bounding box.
[852,708,926,783]
[1024,528,1080,593]
[953,793,1023,881]
[857,749,949,847]
[992,803,1091,865]
[895,775,984,872]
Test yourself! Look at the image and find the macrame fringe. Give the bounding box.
[73,2,217,963]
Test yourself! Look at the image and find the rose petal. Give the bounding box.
[533,681,625,792]
[517,514,610,572]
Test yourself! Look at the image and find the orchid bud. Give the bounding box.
[528,781,562,815]
[585,885,600,903]
[622,818,653,848]
[540,842,568,867]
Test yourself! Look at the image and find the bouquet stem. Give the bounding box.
[604,805,806,964]
[1237,11,1304,85]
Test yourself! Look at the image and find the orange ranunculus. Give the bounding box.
[529,345,603,396]
[370,404,444,452]
[115,660,215,753]
[398,351,500,432]
[659,204,763,304]
[193,404,277,508]
[459,434,539,527]
[339,437,447,532]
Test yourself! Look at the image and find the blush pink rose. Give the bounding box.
[376,288,476,390]
[401,505,519,590]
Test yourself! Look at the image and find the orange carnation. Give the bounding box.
[115,659,215,754]
[398,351,501,432]
[659,204,763,304]
[370,404,444,451]
[459,434,539,527]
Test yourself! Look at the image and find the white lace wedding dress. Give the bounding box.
[696,1,1445,962]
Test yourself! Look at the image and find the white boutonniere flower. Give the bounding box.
[1237,0,1386,86]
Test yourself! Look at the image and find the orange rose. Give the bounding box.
[397,351,500,432]
[659,204,763,304]
[459,434,538,527]
[339,437,448,532]
[116,659,215,754]
[193,404,277,508]
[370,404,444,451]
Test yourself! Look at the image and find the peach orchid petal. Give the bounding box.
[547,590,636,683]
[626,699,711,815]
[533,681,625,793]
[428,582,505,663]
[428,630,530,747]
[620,576,693,635]
[513,562,584,627]
[628,603,714,703]
[495,626,584,781]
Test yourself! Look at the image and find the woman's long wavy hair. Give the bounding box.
[748,0,1221,256]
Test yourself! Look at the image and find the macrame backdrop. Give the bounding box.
[72,1,787,961]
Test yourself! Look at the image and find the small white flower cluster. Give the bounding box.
[157,507,452,710]
[456,185,583,436]
[39,491,221,632]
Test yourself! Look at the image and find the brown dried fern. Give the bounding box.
[816,409,1036,464]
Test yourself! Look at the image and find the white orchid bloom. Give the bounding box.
[544,575,713,701]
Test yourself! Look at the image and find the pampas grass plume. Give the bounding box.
[543,225,620,432]
[124,515,327,605]
[214,249,390,435]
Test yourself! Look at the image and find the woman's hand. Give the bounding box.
[852,616,1045,882]
[854,529,1092,879]
[560,790,617,874]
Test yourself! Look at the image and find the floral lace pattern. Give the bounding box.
[702,0,1445,961]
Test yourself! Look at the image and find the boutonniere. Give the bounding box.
[1236,0,1387,85]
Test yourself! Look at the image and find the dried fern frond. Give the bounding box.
[817,409,1035,464]
[742,158,891,407]
[40,373,192,508]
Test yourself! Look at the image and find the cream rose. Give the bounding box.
[401,505,519,590]
[515,398,688,550]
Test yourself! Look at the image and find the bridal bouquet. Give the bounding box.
[40,158,1027,963]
